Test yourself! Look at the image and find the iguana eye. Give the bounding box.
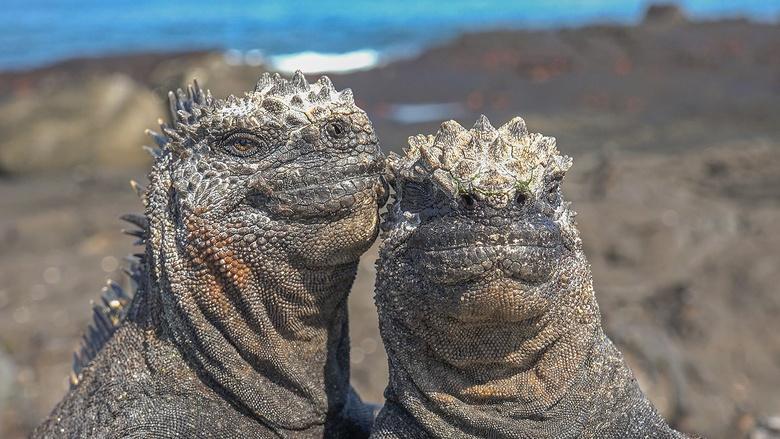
[326,120,348,139]
[221,131,268,157]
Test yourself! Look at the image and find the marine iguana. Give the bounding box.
[371,115,691,438]
[34,71,387,438]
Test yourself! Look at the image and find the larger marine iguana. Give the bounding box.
[371,115,692,438]
[34,71,387,438]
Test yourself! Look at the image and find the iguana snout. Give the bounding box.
[405,215,565,287]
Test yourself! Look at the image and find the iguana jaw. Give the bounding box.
[383,242,587,354]
[407,242,565,286]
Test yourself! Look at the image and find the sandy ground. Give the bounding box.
[1,12,779,438]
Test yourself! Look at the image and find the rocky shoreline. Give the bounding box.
[1,10,779,438]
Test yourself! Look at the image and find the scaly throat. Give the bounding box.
[142,184,356,432]
[376,252,607,437]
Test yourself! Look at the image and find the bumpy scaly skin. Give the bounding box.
[371,115,691,438]
[34,71,387,438]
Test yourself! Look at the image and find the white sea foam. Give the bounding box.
[224,49,266,66]
[386,103,466,124]
[269,49,381,74]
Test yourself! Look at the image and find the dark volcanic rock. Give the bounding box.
[642,3,688,27]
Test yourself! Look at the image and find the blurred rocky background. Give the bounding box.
[1,4,779,438]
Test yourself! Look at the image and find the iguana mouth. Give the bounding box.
[247,173,387,219]
[407,244,564,286]
[407,220,562,252]
[409,242,559,253]
[269,156,384,193]
[278,172,382,196]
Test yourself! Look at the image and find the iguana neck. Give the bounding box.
[135,181,355,432]
[376,256,622,437]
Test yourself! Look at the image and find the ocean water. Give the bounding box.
[0,0,778,72]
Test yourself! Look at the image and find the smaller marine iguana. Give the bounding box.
[35,72,387,438]
[371,115,692,438]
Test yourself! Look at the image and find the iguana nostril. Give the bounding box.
[460,194,476,209]
[515,192,527,206]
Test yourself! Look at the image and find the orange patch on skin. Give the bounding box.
[186,220,252,289]
[209,245,250,289]
[205,278,223,299]
[429,392,457,406]
[460,373,547,403]
[461,383,518,400]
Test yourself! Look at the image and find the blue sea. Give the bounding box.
[1,0,778,72]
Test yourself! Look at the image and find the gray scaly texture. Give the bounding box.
[371,115,693,438]
[34,71,387,438]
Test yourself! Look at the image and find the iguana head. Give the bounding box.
[379,115,592,367]
[147,71,386,268]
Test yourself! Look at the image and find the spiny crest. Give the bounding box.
[70,277,134,387]
[121,213,149,245]
[389,115,572,197]
[167,79,214,128]
[69,213,148,387]
[141,79,212,158]
[253,70,353,110]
